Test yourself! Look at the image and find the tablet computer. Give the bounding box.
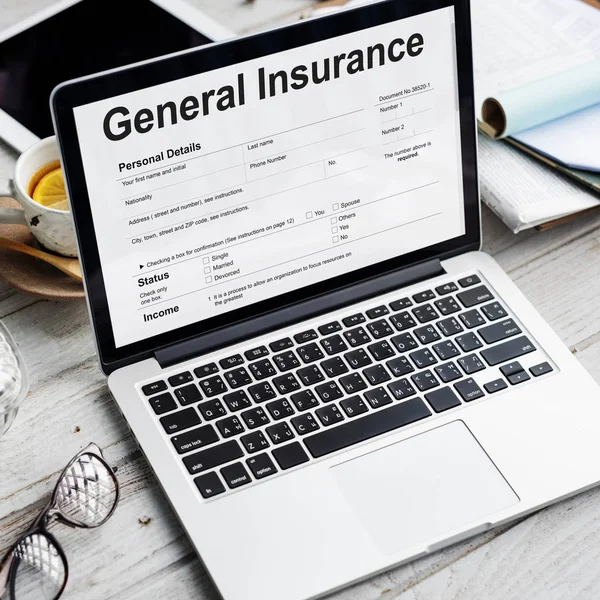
[0,0,232,153]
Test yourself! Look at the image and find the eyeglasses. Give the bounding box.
[0,443,120,600]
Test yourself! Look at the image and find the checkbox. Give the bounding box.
[331,226,339,234]
[333,203,340,211]
[330,217,337,224]
[306,211,313,219]
[332,236,339,243]
[203,257,210,265]
[204,266,211,274]
[205,276,213,284]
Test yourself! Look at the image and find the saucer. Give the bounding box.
[0,198,84,300]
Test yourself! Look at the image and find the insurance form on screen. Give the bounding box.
[73,6,464,348]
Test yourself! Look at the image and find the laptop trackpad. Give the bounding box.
[330,421,519,555]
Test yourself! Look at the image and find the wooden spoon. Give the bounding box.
[0,237,82,282]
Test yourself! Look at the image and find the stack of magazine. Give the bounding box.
[309,0,600,233]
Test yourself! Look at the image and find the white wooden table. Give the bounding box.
[2,2,600,599]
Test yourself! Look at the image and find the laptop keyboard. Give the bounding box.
[139,274,555,499]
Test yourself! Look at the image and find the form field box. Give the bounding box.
[204,266,211,274]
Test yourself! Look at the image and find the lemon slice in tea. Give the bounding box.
[32,167,68,210]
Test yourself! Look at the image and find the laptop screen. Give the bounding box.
[71,3,466,350]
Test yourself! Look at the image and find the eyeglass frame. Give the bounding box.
[0,443,120,600]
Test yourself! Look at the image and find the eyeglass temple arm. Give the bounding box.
[0,553,14,598]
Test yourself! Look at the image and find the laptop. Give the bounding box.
[51,1,600,598]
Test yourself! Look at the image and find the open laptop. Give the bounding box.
[51,1,600,598]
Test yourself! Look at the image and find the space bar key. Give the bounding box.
[304,398,432,458]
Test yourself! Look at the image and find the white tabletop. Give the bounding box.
[2,2,600,599]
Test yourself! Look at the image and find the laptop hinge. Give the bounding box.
[155,258,445,369]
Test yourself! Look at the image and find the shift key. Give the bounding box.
[481,336,536,366]
[183,440,243,474]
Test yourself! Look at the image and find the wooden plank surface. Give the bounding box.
[1,2,600,599]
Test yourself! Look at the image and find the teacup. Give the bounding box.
[0,136,77,257]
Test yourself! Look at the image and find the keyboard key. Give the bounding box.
[367,305,390,319]
[241,407,270,429]
[339,372,368,394]
[224,367,252,389]
[175,384,202,406]
[216,416,245,438]
[479,319,522,344]
[319,321,342,335]
[219,354,244,369]
[364,387,393,409]
[367,319,394,339]
[246,453,277,479]
[315,381,344,402]
[345,348,372,369]
[321,356,349,378]
[432,341,460,361]
[244,346,269,360]
[387,378,416,400]
[142,380,167,396]
[272,442,310,470]
[390,311,417,332]
[149,392,177,415]
[435,297,461,316]
[294,329,318,343]
[458,354,486,375]
[413,290,435,303]
[321,334,347,356]
[220,462,251,489]
[367,340,395,361]
[456,332,483,352]
[290,389,319,411]
[266,422,295,445]
[168,372,193,387]
[273,373,301,394]
[198,399,227,421]
[481,302,508,321]
[508,371,531,385]
[172,424,219,455]
[414,325,441,345]
[270,338,293,352]
[344,327,371,347]
[458,274,481,288]
[454,378,484,402]
[273,350,301,372]
[222,390,252,412]
[194,363,218,379]
[484,379,508,394]
[434,362,462,383]
[249,359,277,380]
[411,370,439,392]
[297,365,325,386]
[481,336,536,366]
[437,316,463,337]
[291,413,320,435]
[184,440,244,474]
[240,431,269,454]
[436,282,458,295]
[199,375,227,397]
[425,387,462,413]
[391,333,418,353]
[390,297,412,311]
[305,398,431,458]
[413,304,438,323]
[297,343,325,364]
[160,407,201,435]
[530,362,553,377]
[343,313,366,327]
[459,309,485,329]
[410,348,438,369]
[194,472,225,499]
[386,356,415,377]
[316,404,345,426]
[500,361,524,377]
[266,398,294,420]
[363,364,391,385]
[248,382,277,403]
[340,395,369,417]
[457,285,494,308]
